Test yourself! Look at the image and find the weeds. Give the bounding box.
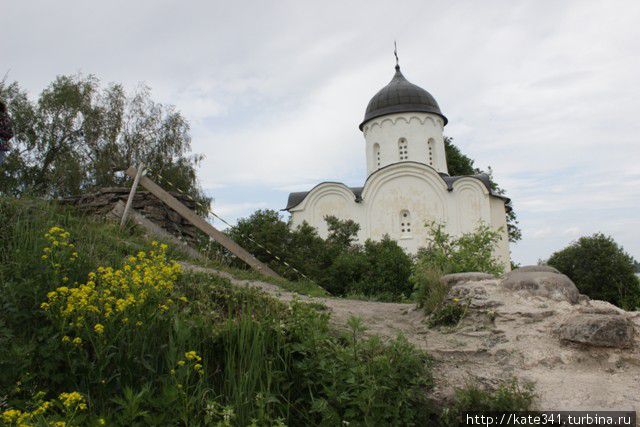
[440,379,536,426]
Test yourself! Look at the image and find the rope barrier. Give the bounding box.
[142,167,316,283]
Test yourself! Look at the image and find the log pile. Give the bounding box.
[60,187,203,245]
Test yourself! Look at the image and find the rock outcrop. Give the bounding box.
[441,272,495,286]
[556,313,635,348]
[501,269,580,304]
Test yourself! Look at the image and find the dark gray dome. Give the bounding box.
[359,65,447,130]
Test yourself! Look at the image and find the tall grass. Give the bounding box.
[220,312,290,425]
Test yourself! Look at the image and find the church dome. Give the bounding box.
[359,65,447,130]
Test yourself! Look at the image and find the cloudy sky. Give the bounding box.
[3,0,640,265]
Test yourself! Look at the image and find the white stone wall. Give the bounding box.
[289,162,511,271]
[361,112,448,176]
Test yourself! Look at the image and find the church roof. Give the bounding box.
[285,184,363,211]
[284,164,511,211]
[359,65,447,130]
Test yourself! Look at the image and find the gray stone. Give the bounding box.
[441,272,495,286]
[557,313,635,348]
[501,271,580,304]
[508,265,561,276]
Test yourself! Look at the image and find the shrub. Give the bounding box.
[427,298,468,328]
[229,210,414,300]
[322,236,414,299]
[440,379,536,426]
[412,266,447,314]
[548,233,640,310]
[415,222,505,276]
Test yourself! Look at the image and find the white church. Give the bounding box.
[284,62,512,269]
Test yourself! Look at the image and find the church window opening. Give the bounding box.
[400,210,411,237]
[398,138,408,161]
[374,143,381,168]
[428,138,434,166]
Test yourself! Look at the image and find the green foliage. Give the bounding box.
[444,136,521,243]
[325,215,360,248]
[412,266,447,314]
[427,300,468,328]
[285,311,432,426]
[0,75,210,213]
[414,222,505,276]
[320,236,413,300]
[228,210,414,300]
[440,379,536,426]
[444,137,476,176]
[547,233,640,310]
[0,197,433,425]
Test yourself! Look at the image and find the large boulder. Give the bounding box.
[505,265,561,277]
[556,313,635,348]
[501,271,580,304]
[441,272,495,287]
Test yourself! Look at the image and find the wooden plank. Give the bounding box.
[125,166,281,279]
[120,163,144,230]
[111,200,208,262]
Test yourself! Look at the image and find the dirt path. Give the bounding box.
[181,263,640,411]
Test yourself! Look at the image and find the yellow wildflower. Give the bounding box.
[94,324,105,334]
[58,391,86,410]
[72,337,82,346]
[1,409,22,424]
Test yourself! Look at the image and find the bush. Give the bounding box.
[440,379,536,426]
[412,266,447,315]
[427,299,468,328]
[229,210,414,300]
[415,222,505,276]
[321,236,414,300]
[548,233,640,310]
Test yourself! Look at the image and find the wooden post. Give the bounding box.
[125,166,281,279]
[120,163,145,230]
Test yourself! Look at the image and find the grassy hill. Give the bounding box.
[0,198,433,426]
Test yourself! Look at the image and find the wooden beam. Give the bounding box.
[120,163,144,230]
[111,200,208,262]
[125,166,281,279]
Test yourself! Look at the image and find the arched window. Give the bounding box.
[373,143,381,168]
[427,138,434,166]
[398,138,408,161]
[400,210,412,237]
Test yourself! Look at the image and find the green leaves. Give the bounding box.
[0,75,210,212]
[548,233,640,310]
[415,221,505,277]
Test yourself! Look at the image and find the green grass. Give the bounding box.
[0,196,435,425]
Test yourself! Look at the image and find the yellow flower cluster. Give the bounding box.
[42,240,182,342]
[42,226,78,264]
[175,350,204,375]
[58,391,87,411]
[1,391,86,426]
